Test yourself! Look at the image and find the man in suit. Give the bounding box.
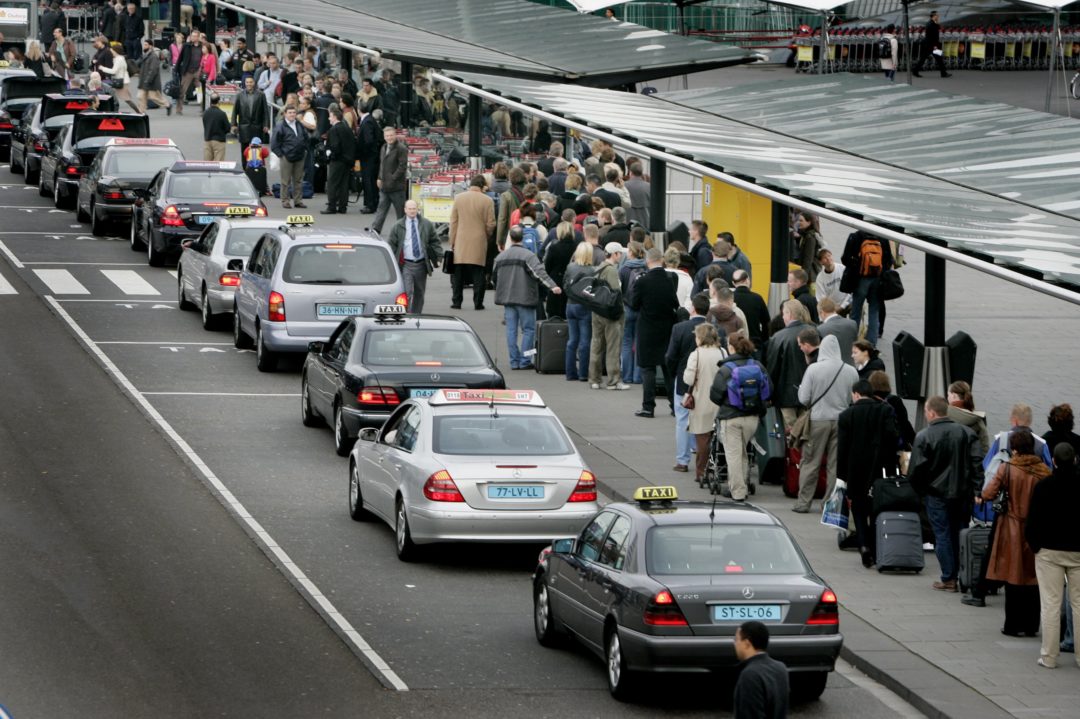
[370,126,408,235]
[788,268,819,324]
[624,162,651,229]
[387,200,442,314]
[322,105,356,215]
[666,293,709,471]
[449,175,496,310]
[818,297,858,365]
[913,10,951,78]
[546,157,568,197]
[231,75,270,158]
[536,141,562,178]
[732,270,770,352]
[630,248,680,419]
[356,102,381,213]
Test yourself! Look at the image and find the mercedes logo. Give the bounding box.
[335,290,346,295]
[513,469,522,478]
[430,373,440,382]
[742,587,755,599]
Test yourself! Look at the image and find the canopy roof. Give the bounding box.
[435,70,1080,300]
[210,0,752,85]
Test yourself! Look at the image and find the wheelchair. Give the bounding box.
[700,418,755,497]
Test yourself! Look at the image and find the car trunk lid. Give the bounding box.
[434,454,584,511]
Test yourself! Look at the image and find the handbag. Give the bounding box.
[879,268,905,301]
[789,364,845,447]
[991,464,1010,515]
[107,76,124,89]
[681,350,698,410]
[441,249,455,274]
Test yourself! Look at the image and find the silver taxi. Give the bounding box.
[177,210,281,330]
[347,389,600,561]
[232,215,407,372]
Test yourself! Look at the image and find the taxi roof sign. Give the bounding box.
[284,214,315,225]
[633,486,678,502]
[170,160,240,173]
[106,137,177,147]
[428,389,545,407]
[225,206,253,216]
[373,304,406,315]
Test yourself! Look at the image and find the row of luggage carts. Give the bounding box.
[794,25,1080,74]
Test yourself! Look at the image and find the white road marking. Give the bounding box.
[24,261,147,266]
[0,239,23,268]
[33,269,90,295]
[141,392,302,397]
[96,341,235,345]
[57,299,165,303]
[0,273,16,295]
[43,296,408,693]
[167,270,178,279]
[834,659,925,718]
[101,269,161,295]
[0,231,99,235]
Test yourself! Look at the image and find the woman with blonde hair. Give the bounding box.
[683,323,727,483]
[561,242,595,382]
[24,39,48,78]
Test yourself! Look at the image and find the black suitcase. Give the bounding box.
[876,511,925,573]
[533,318,567,374]
[959,525,992,594]
[753,406,786,484]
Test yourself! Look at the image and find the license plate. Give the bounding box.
[409,388,437,398]
[487,485,544,500]
[317,303,364,317]
[712,604,782,622]
[196,214,215,225]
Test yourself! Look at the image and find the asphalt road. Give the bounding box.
[0,165,922,718]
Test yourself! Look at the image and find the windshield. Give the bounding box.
[432,414,573,456]
[43,114,75,130]
[167,173,257,202]
[646,525,808,576]
[282,244,395,285]
[2,98,35,116]
[222,227,266,257]
[103,149,182,178]
[362,329,487,367]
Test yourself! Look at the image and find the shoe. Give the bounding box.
[320,208,338,214]
[608,382,632,390]
[361,207,376,214]
[474,305,485,310]
[732,497,746,503]
[672,464,689,473]
[166,104,172,116]
[294,202,307,208]
[590,383,601,390]
[1001,629,1029,638]
[942,72,953,78]
[791,505,810,514]
[518,363,534,371]
[1037,657,1057,669]
[932,580,958,592]
[566,376,579,382]
[282,201,292,209]
[860,548,875,569]
[961,596,986,607]
[634,409,654,418]
[922,542,935,551]
[337,209,346,214]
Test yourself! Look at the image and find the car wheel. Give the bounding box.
[38,167,49,197]
[255,324,278,372]
[395,497,418,562]
[333,402,355,456]
[232,306,253,349]
[348,461,372,521]
[130,213,146,251]
[606,627,635,701]
[301,375,322,427]
[790,671,828,702]
[53,176,65,209]
[10,148,22,174]
[89,201,106,234]
[25,154,38,185]
[200,287,217,330]
[177,272,195,311]
[147,230,166,267]
[534,580,564,648]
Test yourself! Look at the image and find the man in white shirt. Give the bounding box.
[815,247,851,313]
[387,200,442,314]
[257,53,283,111]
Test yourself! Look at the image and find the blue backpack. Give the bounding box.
[727,361,770,412]
[520,224,541,254]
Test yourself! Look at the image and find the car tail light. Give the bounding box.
[807,588,839,626]
[643,589,688,626]
[395,292,408,307]
[0,121,12,130]
[568,470,597,503]
[33,141,46,153]
[423,470,464,502]
[267,291,285,322]
[255,204,267,217]
[356,386,400,406]
[64,165,81,176]
[103,190,124,200]
[218,272,241,287]
[162,205,184,227]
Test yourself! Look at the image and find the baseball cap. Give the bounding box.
[604,242,624,256]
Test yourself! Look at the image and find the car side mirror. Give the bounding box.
[181,239,194,249]
[226,258,243,272]
[552,537,575,555]
[307,341,324,354]
[359,427,378,442]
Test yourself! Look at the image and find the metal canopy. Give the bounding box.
[435,70,1080,302]
[210,0,752,84]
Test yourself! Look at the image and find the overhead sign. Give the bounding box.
[0,7,29,25]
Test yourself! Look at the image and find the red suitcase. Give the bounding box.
[784,447,828,499]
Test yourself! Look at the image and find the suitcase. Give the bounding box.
[876,511,925,572]
[958,525,992,593]
[533,318,568,374]
[784,446,827,499]
[753,407,786,485]
[271,181,314,199]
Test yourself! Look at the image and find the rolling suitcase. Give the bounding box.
[753,407,786,485]
[876,511,925,573]
[784,446,827,499]
[533,318,568,374]
[958,525,992,593]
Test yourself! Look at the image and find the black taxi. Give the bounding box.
[131,160,267,267]
[76,138,184,235]
[532,486,842,701]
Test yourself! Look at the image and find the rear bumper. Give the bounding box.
[206,287,237,315]
[406,502,597,544]
[342,405,393,429]
[97,201,134,219]
[261,322,338,353]
[154,226,201,255]
[619,627,842,673]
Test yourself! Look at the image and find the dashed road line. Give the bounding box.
[101,269,161,295]
[0,273,16,295]
[33,269,90,295]
[0,240,23,268]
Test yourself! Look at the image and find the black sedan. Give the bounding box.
[301,305,507,456]
[0,73,62,161]
[39,112,150,210]
[76,138,184,235]
[10,93,116,183]
[532,487,843,701]
[131,160,267,267]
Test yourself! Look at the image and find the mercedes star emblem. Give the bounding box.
[742,587,755,599]
[430,373,440,382]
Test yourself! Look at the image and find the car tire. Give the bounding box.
[605,627,636,701]
[10,148,22,174]
[200,287,217,330]
[130,213,146,251]
[301,374,322,427]
[232,307,253,349]
[38,167,49,197]
[25,154,38,185]
[348,461,372,521]
[53,176,66,209]
[147,230,166,267]
[533,580,564,648]
[395,497,419,562]
[790,671,828,702]
[177,272,196,311]
[255,324,278,372]
[333,402,354,456]
[89,202,106,234]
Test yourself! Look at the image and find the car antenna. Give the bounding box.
[710,496,717,523]
[489,389,499,420]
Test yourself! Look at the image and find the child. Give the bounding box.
[244,136,270,196]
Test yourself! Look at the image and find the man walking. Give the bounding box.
[733,621,789,719]
[630,248,680,418]
[270,104,308,210]
[908,396,983,592]
[370,126,407,235]
[493,227,562,370]
[449,175,496,311]
[137,37,171,114]
[121,3,142,61]
[231,75,270,160]
[202,94,230,160]
[47,26,76,81]
[913,11,951,78]
[322,105,356,215]
[175,30,202,116]
[355,101,380,213]
[732,269,770,351]
[387,200,441,314]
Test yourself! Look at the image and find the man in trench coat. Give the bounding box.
[449,175,496,310]
[629,247,680,418]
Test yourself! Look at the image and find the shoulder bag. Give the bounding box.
[789,364,845,447]
[441,249,455,274]
[681,350,698,410]
[991,463,1010,515]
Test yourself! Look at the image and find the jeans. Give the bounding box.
[851,277,881,346]
[673,394,692,465]
[504,304,536,369]
[620,306,642,383]
[565,303,591,380]
[925,495,968,582]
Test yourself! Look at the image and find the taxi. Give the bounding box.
[301,304,505,455]
[177,212,282,330]
[532,487,842,701]
[232,215,406,372]
[131,160,267,267]
[0,73,62,161]
[9,92,113,182]
[347,389,599,561]
[76,138,184,235]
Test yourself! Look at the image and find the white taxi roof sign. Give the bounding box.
[106,137,177,147]
[373,304,406,315]
[428,389,545,407]
[225,206,253,216]
[633,486,678,502]
[285,214,315,225]
[170,160,238,172]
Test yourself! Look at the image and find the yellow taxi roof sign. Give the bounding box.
[285,214,315,225]
[633,486,678,502]
[225,206,253,216]
[428,389,545,407]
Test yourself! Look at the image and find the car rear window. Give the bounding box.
[646,525,807,576]
[104,149,183,178]
[282,244,395,285]
[362,329,487,367]
[222,227,266,257]
[432,415,573,456]
[167,173,257,202]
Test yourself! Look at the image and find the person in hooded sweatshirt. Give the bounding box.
[793,334,858,512]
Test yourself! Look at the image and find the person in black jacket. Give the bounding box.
[787,268,818,324]
[322,106,356,215]
[270,104,309,209]
[913,11,952,78]
[711,333,769,502]
[665,293,709,472]
[90,36,113,75]
[687,220,712,276]
[629,248,679,418]
[175,31,202,115]
[732,270,769,351]
[840,232,894,348]
[733,621,789,719]
[202,93,230,160]
[231,75,269,158]
[355,102,381,213]
[765,300,814,430]
[371,125,408,234]
[121,3,142,61]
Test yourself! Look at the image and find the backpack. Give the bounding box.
[876,38,892,60]
[623,264,646,299]
[73,52,88,73]
[859,238,883,277]
[726,361,770,412]
[520,224,541,254]
[567,274,623,320]
[983,431,1010,491]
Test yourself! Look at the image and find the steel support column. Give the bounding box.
[917,252,949,418]
[1046,9,1061,113]
[339,46,352,74]
[204,2,216,43]
[245,15,256,48]
[468,95,482,171]
[399,61,413,128]
[648,157,666,238]
[768,201,790,316]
